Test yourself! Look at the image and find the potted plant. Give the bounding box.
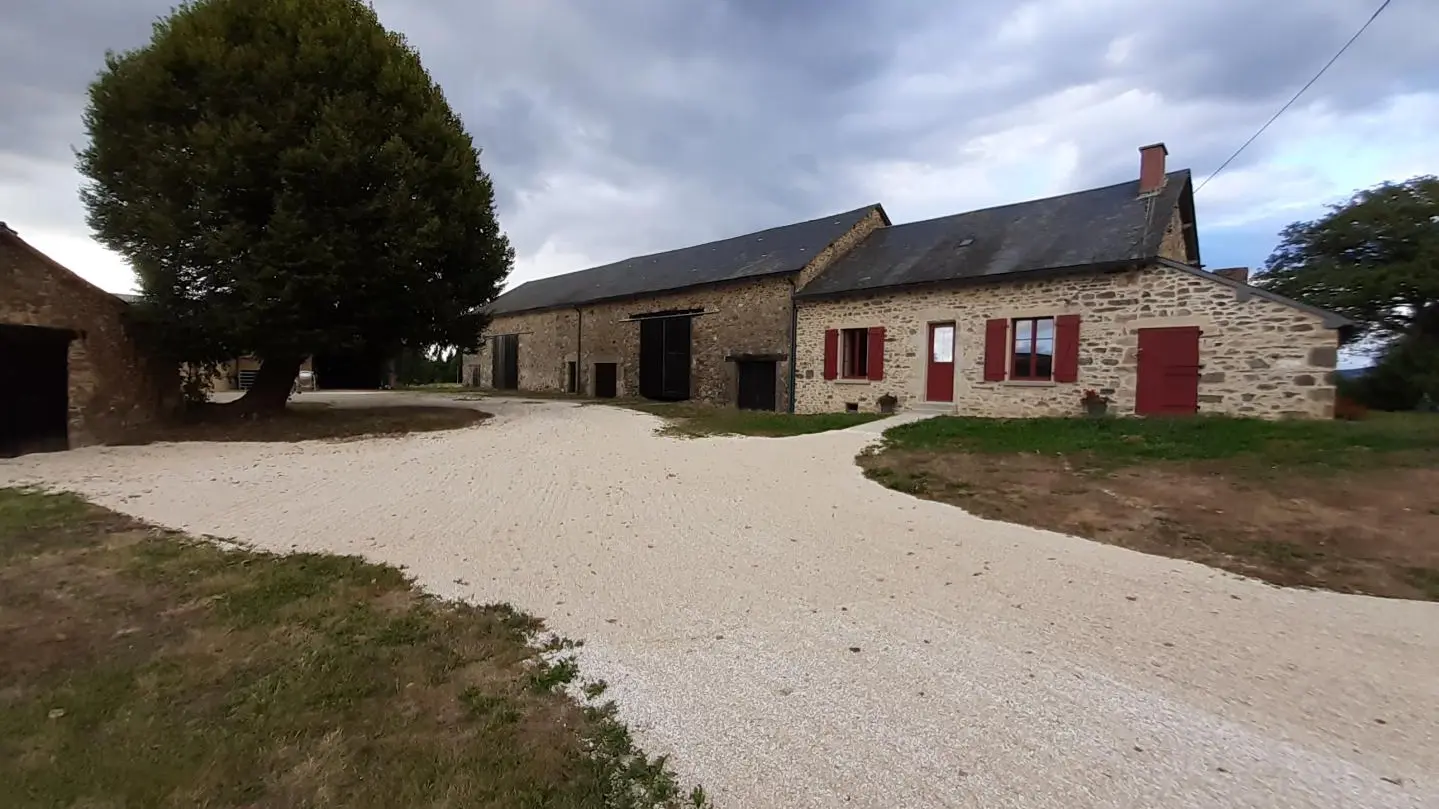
[1080,388,1110,417]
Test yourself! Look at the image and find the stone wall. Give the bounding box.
[464,275,797,407]
[796,208,888,288]
[1,230,179,446]
[1157,205,1193,263]
[793,263,1339,419]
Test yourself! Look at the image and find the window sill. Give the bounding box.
[834,377,871,385]
[1002,380,1057,388]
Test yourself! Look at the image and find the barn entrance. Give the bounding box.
[732,355,779,411]
[1136,327,1201,415]
[491,334,519,390]
[593,362,617,398]
[1,324,72,457]
[636,310,694,401]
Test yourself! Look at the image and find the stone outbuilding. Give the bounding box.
[1,223,178,456]
[792,145,1352,419]
[465,205,888,411]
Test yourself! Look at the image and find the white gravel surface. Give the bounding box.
[3,392,1436,808]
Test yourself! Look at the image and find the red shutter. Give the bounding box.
[867,327,885,381]
[823,329,839,380]
[983,319,1008,382]
[1054,314,1081,383]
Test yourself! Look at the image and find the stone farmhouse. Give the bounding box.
[1,223,178,456]
[468,144,1350,419]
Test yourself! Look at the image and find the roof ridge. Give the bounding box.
[882,168,1192,231]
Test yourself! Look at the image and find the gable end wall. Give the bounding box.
[1,239,179,446]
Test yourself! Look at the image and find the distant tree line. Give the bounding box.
[393,345,463,386]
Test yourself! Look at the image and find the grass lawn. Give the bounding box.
[122,401,488,444]
[861,413,1439,600]
[0,489,707,809]
[624,402,884,437]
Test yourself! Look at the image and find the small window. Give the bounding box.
[1011,317,1055,381]
[842,328,869,378]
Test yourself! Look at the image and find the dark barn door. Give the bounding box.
[736,360,777,411]
[593,363,618,398]
[638,315,692,401]
[1,324,72,457]
[491,334,519,390]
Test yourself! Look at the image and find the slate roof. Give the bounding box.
[487,205,884,315]
[796,171,1196,299]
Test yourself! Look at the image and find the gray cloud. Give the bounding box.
[2,0,1436,289]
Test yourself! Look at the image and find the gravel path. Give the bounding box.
[3,393,1435,808]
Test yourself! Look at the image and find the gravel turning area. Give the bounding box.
[3,392,1436,808]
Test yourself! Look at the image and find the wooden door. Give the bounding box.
[925,322,956,402]
[1136,327,1200,415]
[736,361,777,411]
[638,316,692,401]
[594,363,617,398]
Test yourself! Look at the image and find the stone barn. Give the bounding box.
[0,223,178,456]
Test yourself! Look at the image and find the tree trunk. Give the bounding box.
[228,355,303,413]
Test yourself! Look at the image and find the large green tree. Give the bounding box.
[78,0,512,410]
[1257,176,1439,344]
[1257,176,1439,409]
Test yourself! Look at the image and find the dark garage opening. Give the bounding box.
[637,311,693,401]
[314,346,388,390]
[491,334,519,390]
[736,359,778,411]
[593,362,617,398]
[1,324,72,457]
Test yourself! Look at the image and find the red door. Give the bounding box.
[926,322,955,402]
[1136,327,1200,415]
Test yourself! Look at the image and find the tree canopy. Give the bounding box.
[1256,176,1439,345]
[78,0,512,408]
[1256,176,1439,409]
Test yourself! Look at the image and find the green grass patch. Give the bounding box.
[876,412,1439,470]
[628,402,884,437]
[0,488,709,808]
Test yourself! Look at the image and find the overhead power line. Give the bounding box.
[1194,0,1394,194]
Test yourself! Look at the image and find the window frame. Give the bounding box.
[841,327,870,379]
[1010,316,1056,382]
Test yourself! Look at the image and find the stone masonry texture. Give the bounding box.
[793,264,1340,420]
[465,276,797,407]
[463,210,886,408]
[1,231,179,446]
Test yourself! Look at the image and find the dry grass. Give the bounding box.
[860,413,1439,600]
[0,488,708,809]
[122,402,489,444]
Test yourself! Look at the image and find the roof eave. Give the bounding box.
[485,265,807,318]
[794,258,1153,302]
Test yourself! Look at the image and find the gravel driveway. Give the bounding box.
[3,393,1436,808]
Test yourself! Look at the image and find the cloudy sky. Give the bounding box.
[2,0,1435,296]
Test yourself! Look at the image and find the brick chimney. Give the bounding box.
[1139,142,1167,195]
[1212,267,1250,284]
